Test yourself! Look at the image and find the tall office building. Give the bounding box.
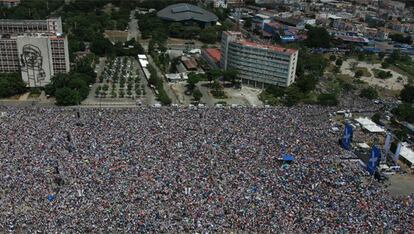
[220,31,298,88]
[0,17,69,87]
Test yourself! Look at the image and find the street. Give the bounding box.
[146,54,179,104]
[127,9,140,41]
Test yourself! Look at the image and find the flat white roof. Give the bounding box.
[142,67,150,79]
[400,143,414,165]
[165,73,181,80]
[255,14,271,19]
[139,59,149,68]
[355,117,385,133]
[328,15,342,20]
[138,54,147,59]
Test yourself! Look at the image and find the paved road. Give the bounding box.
[133,10,178,105]
[0,100,54,107]
[132,58,158,106]
[83,58,106,105]
[127,9,139,41]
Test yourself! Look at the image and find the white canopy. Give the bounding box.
[400,143,414,166]
[357,142,370,149]
[355,117,385,133]
[139,59,149,68]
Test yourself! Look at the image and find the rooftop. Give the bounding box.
[235,40,297,55]
[274,17,303,26]
[400,143,414,165]
[204,48,221,63]
[157,3,218,23]
[224,31,243,37]
[182,57,198,70]
[355,117,385,133]
[336,35,370,43]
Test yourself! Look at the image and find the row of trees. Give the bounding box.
[62,0,145,58]
[147,65,171,105]
[45,55,96,106]
[260,47,336,106]
[304,25,332,48]
[0,0,63,19]
[0,73,27,98]
[186,69,240,101]
[261,75,337,106]
[138,12,231,44]
[389,33,413,45]
[393,85,414,124]
[381,50,414,79]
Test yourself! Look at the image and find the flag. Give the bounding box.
[47,194,55,202]
[341,123,353,150]
[394,143,402,162]
[367,146,381,175]
[383,132,392,162]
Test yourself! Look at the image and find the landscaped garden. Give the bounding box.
[95,57,145,99]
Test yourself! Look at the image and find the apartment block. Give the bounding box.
[220,31,298,88]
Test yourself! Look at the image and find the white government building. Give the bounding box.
[0,17,70,87]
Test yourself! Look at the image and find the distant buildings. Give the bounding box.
[0,0,20,8]
[212,0,227,8]
[0,17,70,87]
[226,0,244,8]
[220,31,298,88]
[157,3,218,27]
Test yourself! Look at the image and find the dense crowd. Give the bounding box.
[0,105,412,232]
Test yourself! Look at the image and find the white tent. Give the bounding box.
[355,117,385,133]
[399,143,414,166]
[357,142,370,149]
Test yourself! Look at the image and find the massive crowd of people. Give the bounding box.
[0,105,412,232]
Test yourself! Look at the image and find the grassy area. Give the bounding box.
[337,74,354,82]
[28,89,41,98]
[351,53,381,64]
[28,93,41,98]
[259,90,281,106]
[211,90,227,99]
[389,65,414,82]
[395,62,414,78]
[355,67,372,77]
[325,63,336,73]
[301,92,318,104]
[352,78,367,85]
[377,87,400,98]
[372,68,392,79]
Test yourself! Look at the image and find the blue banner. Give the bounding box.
[367,146,381,175]
[341,123,353,150]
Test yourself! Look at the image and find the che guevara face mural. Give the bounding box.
[20,44,46,87]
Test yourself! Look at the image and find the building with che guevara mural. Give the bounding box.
[0,17,69,87]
